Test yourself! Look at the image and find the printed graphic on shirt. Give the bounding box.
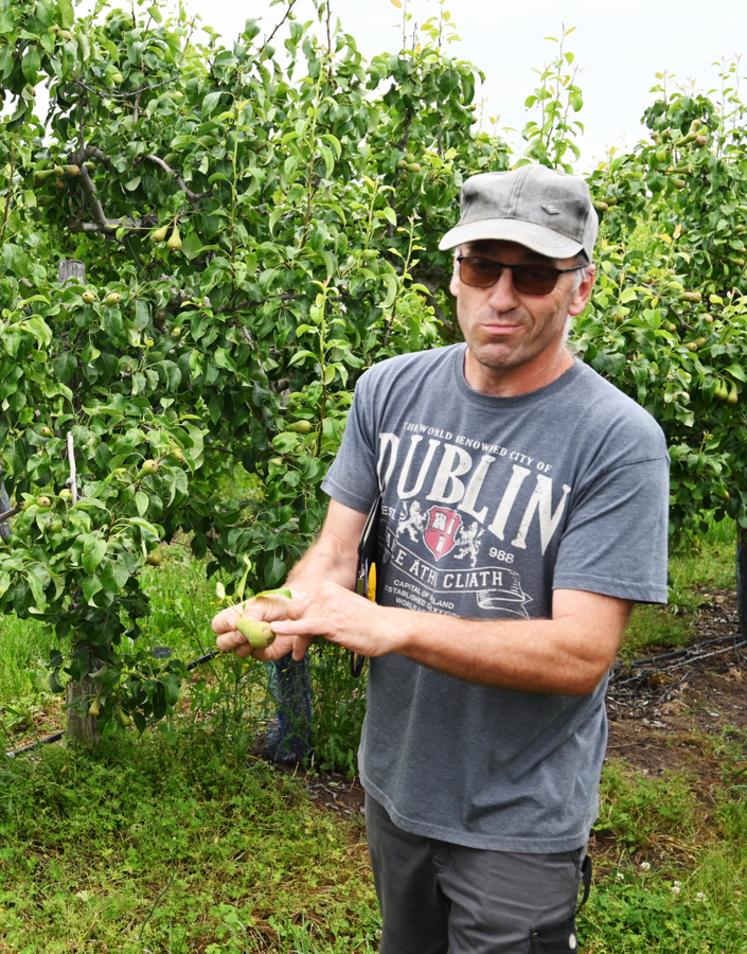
[377,423,571,619]
[384,522,532,618]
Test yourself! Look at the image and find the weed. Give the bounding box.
[0,730,379,952]
[580,860,745,953]
[595,760,704,853]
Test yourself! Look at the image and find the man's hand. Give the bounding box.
[212,591,299,661]
[271,582,401,661]
[211,500,369,662]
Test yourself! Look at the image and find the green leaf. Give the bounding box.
[382,207,397,227]
[21,49,41,85]
[319,144,335,179]
[0,45,15,80]
[181,231,204,260]
[82,537,107,575]
[0,571,11,599]
[127,517,161,539]
[58,0,74,27]
[52,352,77,383]
[213,348,236,372]
[26,564,50,611]
[288,349,316,366]
[202,91,222,115]
[162,673,180,706]
[82,574,103,605]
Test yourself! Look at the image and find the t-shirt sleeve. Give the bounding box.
[321,371,380,514]
[552,454,669,604]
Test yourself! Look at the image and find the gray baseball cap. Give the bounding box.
[439,165,598,260]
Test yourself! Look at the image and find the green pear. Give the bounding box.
[236,618,276,650]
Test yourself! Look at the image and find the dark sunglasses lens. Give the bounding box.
[513,266,557,295]
[460,258,501,287]
[459,258,559,294]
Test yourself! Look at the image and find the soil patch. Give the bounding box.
[607,589,745,778]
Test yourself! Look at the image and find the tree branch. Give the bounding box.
[73,112,118,233]
[142,154,210,204]
[265,0,298,45]
[68,217,151,235]
[0,506,21,524]
[77,163,119,232]
[72,77,173,101]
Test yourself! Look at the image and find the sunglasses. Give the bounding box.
[456,255,587,296]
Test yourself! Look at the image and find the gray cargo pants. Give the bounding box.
[366,795,584,954]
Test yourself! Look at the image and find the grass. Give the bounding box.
[581,754,746,953]
[0,729,379,953]
[0,518,743,951]
[621,516,736,660]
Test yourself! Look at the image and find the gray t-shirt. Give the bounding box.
[322,343,669,852]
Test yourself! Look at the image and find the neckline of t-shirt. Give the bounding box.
[451,343,584,408]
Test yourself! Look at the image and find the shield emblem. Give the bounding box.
[423,506,462,560]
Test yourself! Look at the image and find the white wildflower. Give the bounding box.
[640,861,651,871]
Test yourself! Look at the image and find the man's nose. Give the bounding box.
[486,267,519,309]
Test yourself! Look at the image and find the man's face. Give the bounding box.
[449,240,595,395]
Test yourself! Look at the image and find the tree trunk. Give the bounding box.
[0,480,10,541]
[738,525,747,639]
[65,663,101,745]
[58,259,86,283]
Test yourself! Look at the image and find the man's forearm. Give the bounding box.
[273,584,632,695]
[285,534,357,594]
[391,606,616,695]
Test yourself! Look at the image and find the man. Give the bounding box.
[213,165,669,953]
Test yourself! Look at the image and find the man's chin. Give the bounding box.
[468,343,525,372]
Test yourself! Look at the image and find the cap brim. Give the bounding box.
[438,218,584,259]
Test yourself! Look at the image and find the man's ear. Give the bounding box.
[568,264,596,316]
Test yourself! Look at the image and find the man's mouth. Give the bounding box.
[481,322,522,335]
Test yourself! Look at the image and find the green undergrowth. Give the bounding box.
[621,517,736,660]
[1,726,743,952]
[0,728,379,953]
[580,749,746,953]
[0,517,742,950]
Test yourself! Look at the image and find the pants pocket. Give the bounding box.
[529,913,579,953]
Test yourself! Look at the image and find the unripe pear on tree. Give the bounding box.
[286,420,313,434]
[167,224,182,251]
[137,459,159,478]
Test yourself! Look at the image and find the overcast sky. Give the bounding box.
[82,0,745,170]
